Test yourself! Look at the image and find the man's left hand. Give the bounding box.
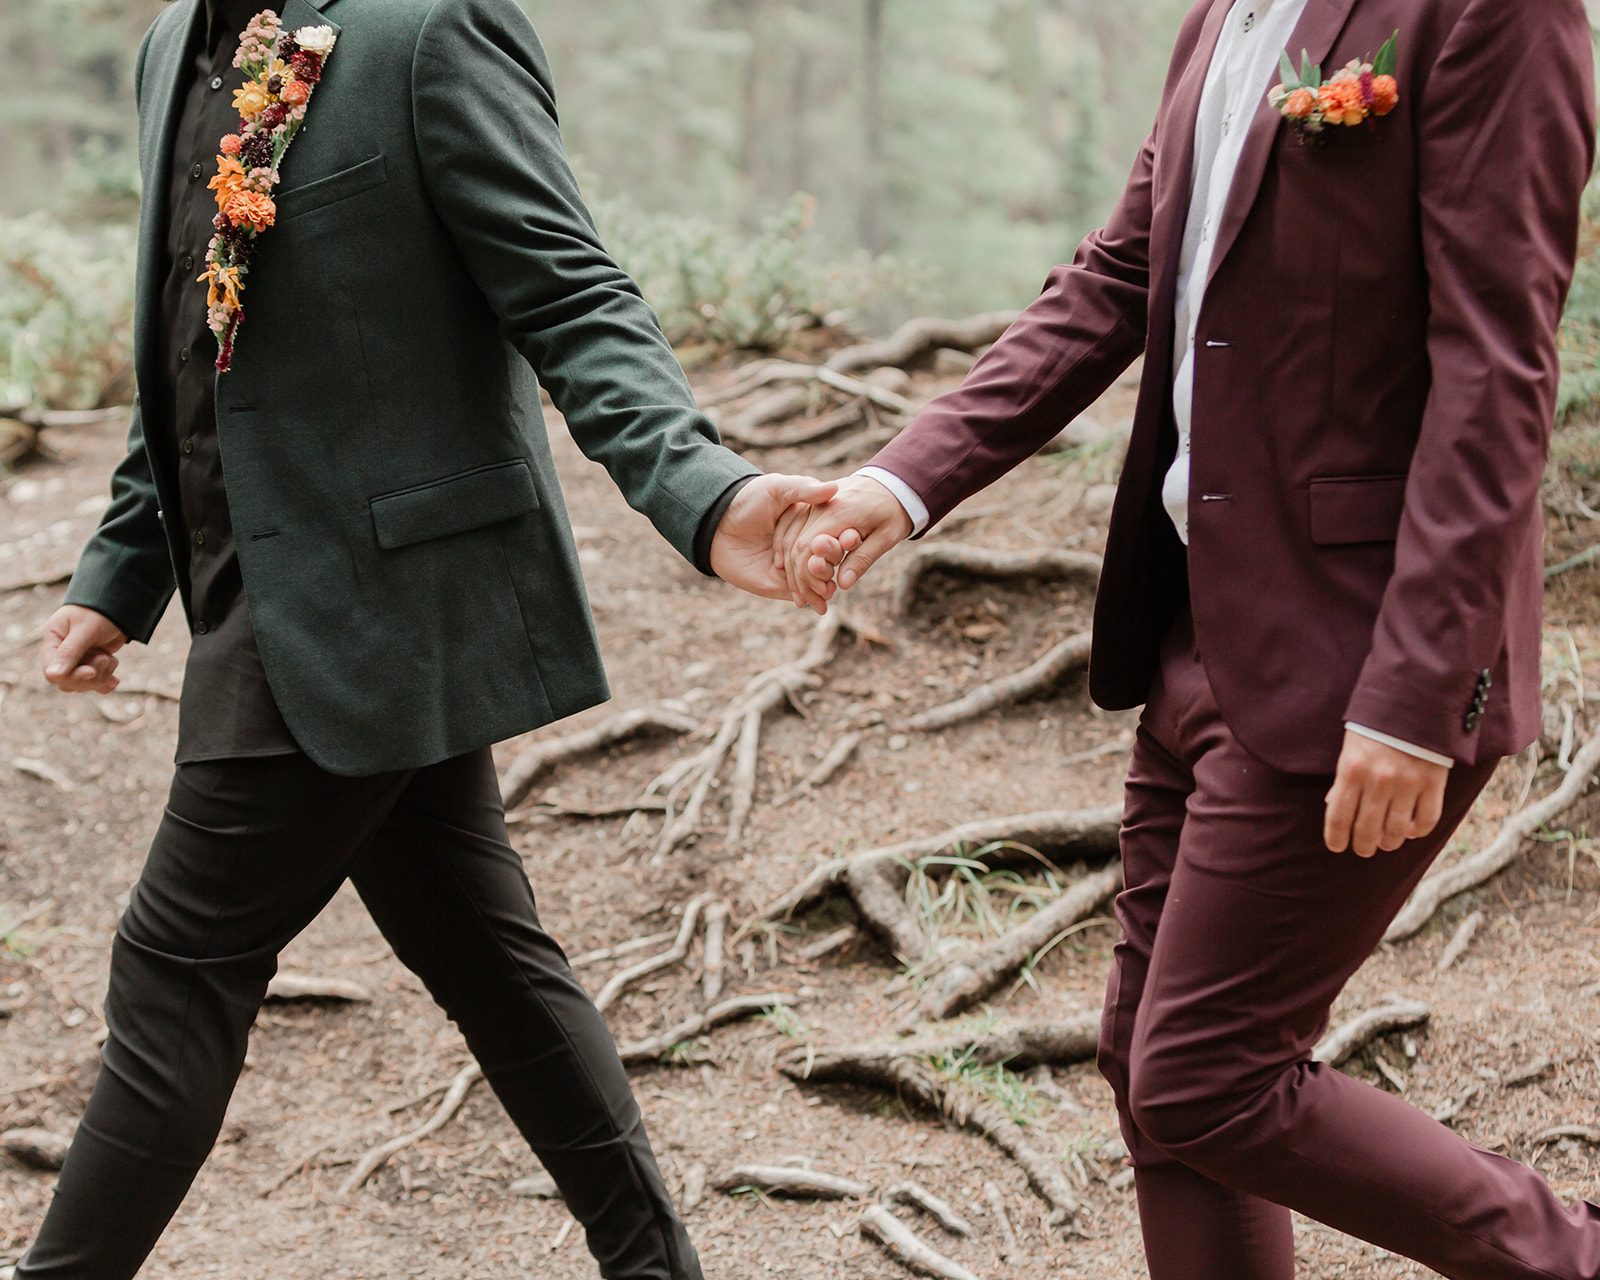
[710,473,839,602]
[1323,731,1449,857]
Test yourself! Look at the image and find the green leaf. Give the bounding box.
[1299,50,1322,89]
[1279,48,1300,90]
[1372,30,1399,78]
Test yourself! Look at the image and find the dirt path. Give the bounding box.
[3,373,1600,1279]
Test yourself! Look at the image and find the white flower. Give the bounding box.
[295,25,336,56]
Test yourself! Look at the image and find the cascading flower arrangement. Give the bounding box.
[1268,31,1399,144]
[198,11,337,371]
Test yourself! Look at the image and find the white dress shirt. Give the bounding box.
[862,0,1452,769]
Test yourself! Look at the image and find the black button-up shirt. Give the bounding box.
[158,0,298,763]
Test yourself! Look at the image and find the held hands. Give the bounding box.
[41,605,127,694]
[773,474,914,614]
[1324,730,1449,857]
[710,473,840,601]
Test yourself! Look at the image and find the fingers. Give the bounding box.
[1326,732,1452,857]
[765,474,839,511]
[1323,774,1357,854]
[1409,774,1446,841]
[42,606,128,694]
[835,525,898,591]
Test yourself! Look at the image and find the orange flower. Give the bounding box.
[199,262,243,310]
[1317,79,1368,127]
[281,77,310,107]
[1370,74,1399,116]
[219,134,243,157]
[208,155,248,211]
[1285,87,1317,120]
[223,190,276,233]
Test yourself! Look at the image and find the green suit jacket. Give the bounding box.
[67,0,760,776]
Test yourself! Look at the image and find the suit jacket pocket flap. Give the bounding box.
[1309,474,1408,546]
[370,459,539,550]
[278,154,388,220]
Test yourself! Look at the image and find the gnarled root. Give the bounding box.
[889,544,1102,619]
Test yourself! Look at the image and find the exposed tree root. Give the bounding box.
[264,974,371,1004]
[744,806,1121,936]
[1311,998,1430,1067]
[1533,1124,1600,1145]
[908,633,1093,733]
[889,544,1103,619]
[784,1012,1102,1080]
[593,893,714,1013]
[701,901,729,1003]
[656,612,859,858]
[813,423,899,467]
[616,992,796,1065]
[499,706,701,809]
[983,1181,1025,1264]
[715,1163,869,1198]
[859,1204,981,1280]
[1436,910,1484,973]
[1386,732,1600,941]
[795,731,864,795]
[568,931,675,970]
[848,856,929,961]
[339,1061,483,1196]
[0,1128,69,1171]
[916,862,1122,1020]
[885,1181,975,1237]
[783,1050,1078,1222]
[826,312,1020,376]
[720,399,866,450]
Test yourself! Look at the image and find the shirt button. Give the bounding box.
[190,162,203,180]
[210,76,224,90]
[179,346,190,363]
[182,253,195,273]
[195,530,206,547]
[195,620,210,635]
[182,438,195,455]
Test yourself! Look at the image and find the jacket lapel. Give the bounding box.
[279,0,341,36]
[1204,0,1361,291]
[132,0,203,402]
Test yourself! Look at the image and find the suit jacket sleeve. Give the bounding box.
[864,131,1155,530]
[410,0,759,564]
[1343,0,1595,760]
[63,398,177,643]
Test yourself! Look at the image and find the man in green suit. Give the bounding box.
[21,0,827,1275]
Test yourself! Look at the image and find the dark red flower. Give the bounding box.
[240,132,272,168]
[260,103,288,130]
[290,50,322,83]
[277,33,300,60]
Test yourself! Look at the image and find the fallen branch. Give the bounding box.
[264,974,372,1003]
[1311,999,1430,1067]
[339,1062,482,1196]
[1386,732,1600,941]
[744,806,1122,933]
[499,706,700,808]
[794,924,858,962]
[908,632,1093,732]
[916,862,1122,1020]
[568,930,676,970]
[593,893,714,1013]
[783,1052,1079,1222]
[617,992,797,1065]
[826,313,1020,376]
[859,1204,981,1280]
[885,1181,975,1237]
[701,902,729,1004]
[889,545,1103,619]
[715,1164,869,1199]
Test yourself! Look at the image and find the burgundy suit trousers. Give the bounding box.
[1099,614,1600,1280]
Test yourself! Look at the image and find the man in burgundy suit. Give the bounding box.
[782,0,1600,1275]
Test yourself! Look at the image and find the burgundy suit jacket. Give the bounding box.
[871,0,1596,774]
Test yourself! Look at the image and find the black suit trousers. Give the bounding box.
[16,749,699,1280]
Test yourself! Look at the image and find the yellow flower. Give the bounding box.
[199,262,243,310]
[233,78,273,119]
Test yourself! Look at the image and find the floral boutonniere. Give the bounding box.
[1268,30,1399,144]
[198,10,337,372]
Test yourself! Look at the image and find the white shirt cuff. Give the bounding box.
[1345,723,1455,769]
[857,466,930,536]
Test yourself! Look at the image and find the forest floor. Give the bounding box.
[5,361,1600,1280]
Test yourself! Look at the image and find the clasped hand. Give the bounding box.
[770,474,913,614]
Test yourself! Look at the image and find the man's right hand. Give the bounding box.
[42,606,127,694]
[776,473,915,612]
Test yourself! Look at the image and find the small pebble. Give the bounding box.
[887,735,909,751]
